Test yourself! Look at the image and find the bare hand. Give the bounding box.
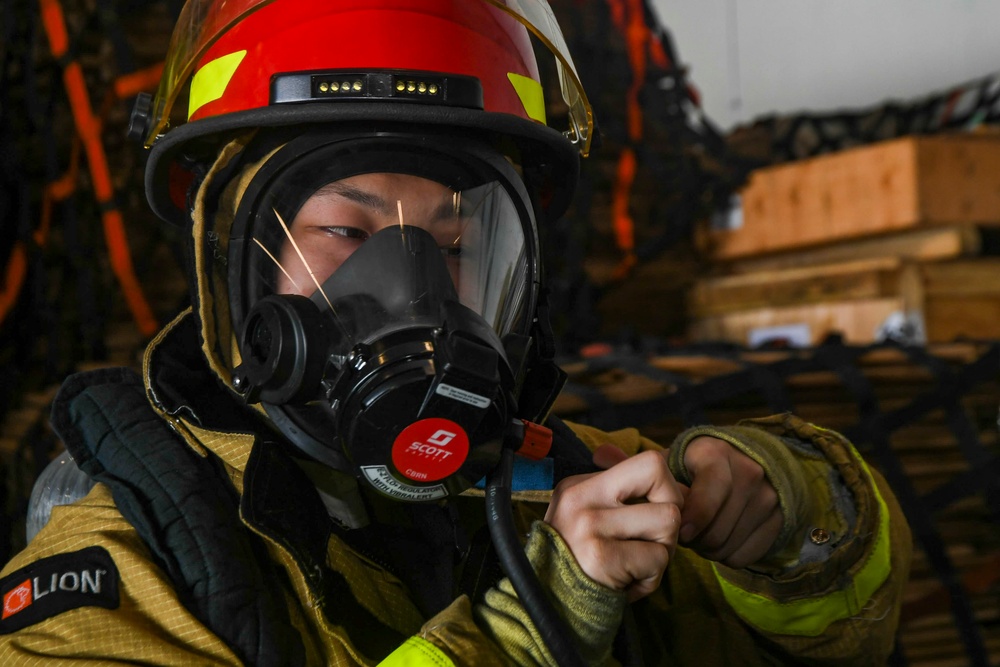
[675,437,783,568]
[544,449,684,601]
[592,439,783,569]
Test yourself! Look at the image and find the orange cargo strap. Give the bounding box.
[611,148,637,281]
[0,242,28,325]
[38,0,159,337]
[607,0,667,282]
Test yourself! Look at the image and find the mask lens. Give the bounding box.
[243,171,530,356]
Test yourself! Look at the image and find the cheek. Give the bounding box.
[276,233,356,296]
[275,243,309,296]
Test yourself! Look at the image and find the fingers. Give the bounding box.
[622,541,671,602]
[548,450,683,519]
[560,434,788,580]
[554,502,681,595]
[695,488,782,567]
[678,437,745,542]
[545,450,684,598]
[724,510,784,569]
[588,502,683,549]
[680,436,783,567]
[597,449,685,507]
[546,450,683,525]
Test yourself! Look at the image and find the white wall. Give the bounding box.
[650,0,1000,131]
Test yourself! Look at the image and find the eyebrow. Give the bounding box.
[311,181,464,223]
[312,182,393,216]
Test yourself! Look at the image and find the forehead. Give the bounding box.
[308,172,455,203]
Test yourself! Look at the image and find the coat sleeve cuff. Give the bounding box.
[712,454,893,637]
[473,521,627,665]
[668,416,825,562]
[673,414,897,638]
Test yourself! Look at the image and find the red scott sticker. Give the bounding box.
[392,418,469,482]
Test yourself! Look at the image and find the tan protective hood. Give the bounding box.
[190,133,282,390]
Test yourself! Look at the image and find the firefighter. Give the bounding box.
[0,1,910,664]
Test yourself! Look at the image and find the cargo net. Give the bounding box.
[730,71,1000,165]
[551,339,1000,667]
[541,0,755,350]
[0,0,182,564]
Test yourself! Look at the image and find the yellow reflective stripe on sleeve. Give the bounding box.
[713,455,892,637]
[507,72,546,124]
[378,636,455,667]
[188,50,247,120]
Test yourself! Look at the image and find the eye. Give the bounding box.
[322,226,369,241]
[440,244,463,258]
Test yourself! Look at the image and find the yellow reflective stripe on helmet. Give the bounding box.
[713,455,892,637]
[507,72,546,124]
[188,50,247,120]
[378,636,455,667]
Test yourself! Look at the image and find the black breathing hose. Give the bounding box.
[484,443,588,667]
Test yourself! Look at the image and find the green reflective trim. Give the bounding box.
[714,452,892,637]
[187,50,246,120]
[378,636,455,667]
[507,72,546,124]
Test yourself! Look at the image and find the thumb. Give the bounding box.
[593,443,630,470]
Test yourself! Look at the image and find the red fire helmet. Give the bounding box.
[139,0,594,226]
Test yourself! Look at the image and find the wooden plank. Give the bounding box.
[829,136,919,238]
[921,259,1000,295]
[719,170,774,257]
[690,295,1000,346]
[722,225,999,275]
[689,257,905,317]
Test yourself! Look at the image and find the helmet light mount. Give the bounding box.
[270,69,484,110]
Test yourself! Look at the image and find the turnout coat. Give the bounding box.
[0,311,910,665]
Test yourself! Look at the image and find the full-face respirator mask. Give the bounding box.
[227,130,556,501]
[224,129,585,664]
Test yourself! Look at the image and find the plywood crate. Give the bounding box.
[700,134,1000,260]
[687,257,1000,346]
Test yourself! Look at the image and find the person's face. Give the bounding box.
[275,172,475,297]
